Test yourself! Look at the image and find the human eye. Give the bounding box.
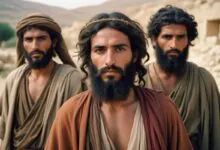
[24,37,32,42]
[93,47,106,54]
[115,45,126,52]
[177,34,187,40]
[38,36,47,41]
[162,34,172,40]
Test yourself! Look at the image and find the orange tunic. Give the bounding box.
[45,87,192,150]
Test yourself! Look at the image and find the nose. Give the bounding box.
[169,38,178,49]
[105,49,115,66]
[31,39,39,50]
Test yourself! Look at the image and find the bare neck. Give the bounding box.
[152,62,178,95]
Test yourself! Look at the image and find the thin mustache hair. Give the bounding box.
[96,65,124,77]
[29,50,46,56]
[166,48,181,54]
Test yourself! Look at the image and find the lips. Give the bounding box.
[166,49,180,57]
[29,50,45,59]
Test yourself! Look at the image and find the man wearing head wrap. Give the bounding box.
[144,5,220,150]
[45,12,192,150]
[0,13,86,149]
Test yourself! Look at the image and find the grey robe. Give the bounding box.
[144,62,220,150]
[0,63,85,149]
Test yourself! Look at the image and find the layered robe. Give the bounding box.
[144,62,220,150]
[0,63,85,149]
[45,87,192,150]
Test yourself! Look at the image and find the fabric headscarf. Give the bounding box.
[15,13,76,67]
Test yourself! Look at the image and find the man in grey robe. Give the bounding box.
[0,13,86,149]
[144,5,220,150]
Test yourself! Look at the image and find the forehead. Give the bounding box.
[91,28,130,46]
[160,24,187,35]
[23,27,49,37]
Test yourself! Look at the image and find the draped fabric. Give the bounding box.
[88,101,146,150]
[16,13,61,34]
[12,65,56,148]
[45,87,192,150]
[0,64,84,149]
[144,62,220,150]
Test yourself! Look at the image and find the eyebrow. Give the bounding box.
[162,32,187,36]
[92,43,129,49]
[24,34,49,38]
[112,43,129,48]
[92,45,105,49]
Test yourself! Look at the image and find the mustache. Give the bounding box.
[165,48,181,55]
[96,65,124,77]
[29,50,46,56]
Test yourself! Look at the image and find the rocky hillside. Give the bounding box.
[0,0,150,27]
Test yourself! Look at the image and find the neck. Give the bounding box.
[29,60,55,79]
[100,89,136,111]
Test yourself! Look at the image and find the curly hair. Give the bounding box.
[77,12,149,86]
[147,5,198,46]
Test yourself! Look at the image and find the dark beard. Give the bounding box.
[155,45,188,76]
[24,47,53,69]
[89,62,136,102]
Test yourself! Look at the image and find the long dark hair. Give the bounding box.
[16,25,76,67]
[77,12,149,86]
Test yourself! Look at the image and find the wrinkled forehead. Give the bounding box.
[23,27,50,38]
[160,24,187,35]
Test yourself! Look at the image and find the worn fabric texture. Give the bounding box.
[0,63,84,149]
[88,101,146,150]
[144,62,220,150]
[45,87,193,150]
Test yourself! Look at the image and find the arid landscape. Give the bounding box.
[0,0,219,93]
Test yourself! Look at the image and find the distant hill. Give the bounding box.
[0,0,156,27]
[72,0,159,21]
[0,0,78,27]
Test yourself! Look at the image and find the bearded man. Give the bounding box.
[0,13,85,149]
[144,5,220,150]
[45,12,192,150]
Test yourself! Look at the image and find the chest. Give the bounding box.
[149,66,178,95]
[28,78,49,102]
[159,76,177,95]
[101,105,137,150]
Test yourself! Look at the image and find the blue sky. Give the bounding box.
[24,0,108,9]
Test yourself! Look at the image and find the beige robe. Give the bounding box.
[144,62,220,150]
[99,103,147,150]
[0,63,85,149]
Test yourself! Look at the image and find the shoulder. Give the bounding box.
[5,64,28,85]
[6,64,27,79]
[55,64,82,78]
[188,62,217,84]
[57,90,92,117]
[137,87,179,113]
[56,64,80,74]
[188,62,212,76]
